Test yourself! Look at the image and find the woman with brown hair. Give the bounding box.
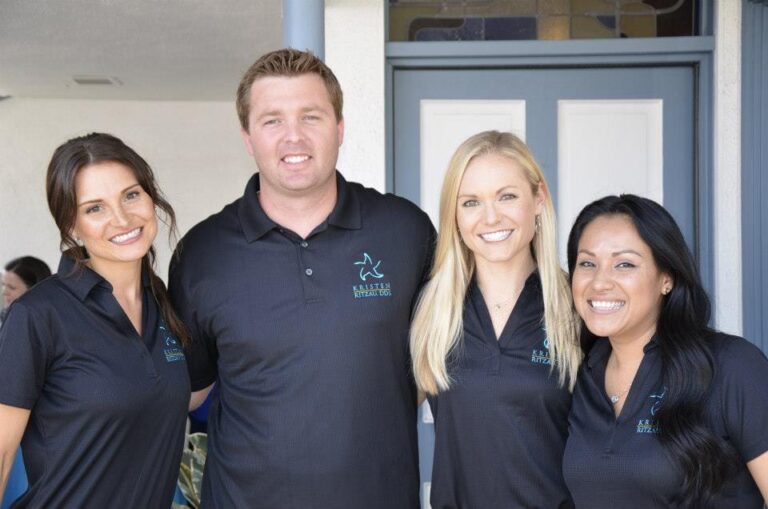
[0,133,189,508]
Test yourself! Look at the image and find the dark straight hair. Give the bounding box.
[45,132,188,345]
[4,256,52,288]
[567,194,739,507]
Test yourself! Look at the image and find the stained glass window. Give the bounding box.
[389,0,699,42]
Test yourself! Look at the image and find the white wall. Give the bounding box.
[713,1,742,335]
[0,98,254,283]
[325,0,386,192]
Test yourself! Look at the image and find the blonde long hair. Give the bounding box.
[410,131,582,394]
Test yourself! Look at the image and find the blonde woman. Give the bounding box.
[411,131,581,508]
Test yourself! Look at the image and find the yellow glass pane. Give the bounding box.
[571,15,615,38]
[539,16,570,40]
[572,0,614,16]
[621,15,657,37]
[389,5,442,41]
[539,0,570,15]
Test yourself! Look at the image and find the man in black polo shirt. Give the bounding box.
[169,49,434,508]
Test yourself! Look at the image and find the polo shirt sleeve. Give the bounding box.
[168,252,218,391]
[421,222,437,284]
[716,336,768,462]
[0,302,50,409]
[411,221,437,315]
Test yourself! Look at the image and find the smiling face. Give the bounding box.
[456,152,543,272]
[571,214,673,346]
[2,270,28,306]
[72,161,157,275]
[240,73,344,200]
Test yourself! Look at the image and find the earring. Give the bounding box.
[534,215,541,233]
[662,286,671,295]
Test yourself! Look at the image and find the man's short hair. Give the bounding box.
[236,48,344,131]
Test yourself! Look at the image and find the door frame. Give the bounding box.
[385,36,716,301]
[741,0,768,352]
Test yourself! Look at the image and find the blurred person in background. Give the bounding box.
[0,257,51,327]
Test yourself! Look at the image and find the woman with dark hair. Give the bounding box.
[562,194,768,508]
[1,257,51,326]
[0,133,189,507]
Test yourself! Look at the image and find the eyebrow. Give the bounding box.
[257,105,326,119]
[77,184,141,207]
[577,248,643,257]
[457,185,521,199]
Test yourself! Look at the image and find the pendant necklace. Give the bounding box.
[609,385,631,405]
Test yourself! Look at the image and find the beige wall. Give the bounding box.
[0,98,254,282]
[326,0,386,192]
[714,0,743,335]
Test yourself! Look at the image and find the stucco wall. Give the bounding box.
[0,98,253,282]
[325,0,386,192]
[714,1,743,334]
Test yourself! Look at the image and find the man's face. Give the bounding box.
[241,73,344,199]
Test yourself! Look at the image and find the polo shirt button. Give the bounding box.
[300,241,309,248]
[305,268,313,276]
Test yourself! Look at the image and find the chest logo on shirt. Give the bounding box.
[531,336,552,365]
[352,252,392,298]
[159,323,185,363]
[636,387,666,434]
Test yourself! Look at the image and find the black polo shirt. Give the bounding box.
[428,273,574,509]
[168,172,435,509]
[0,254,189,508]
[563,333,768,508]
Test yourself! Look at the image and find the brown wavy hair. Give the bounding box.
[46,132,188,344]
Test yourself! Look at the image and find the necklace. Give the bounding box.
[491,299,512,311]
[609,385,631,405]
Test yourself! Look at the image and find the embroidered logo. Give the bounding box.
[352,252,391,298]
[160,323,185,363]
[636,387,666,434]
[531,334,552,365]
[354,253,384,281]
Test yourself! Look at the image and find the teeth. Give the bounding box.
[111,228,141,243]
[480,230,512,242]
[283,155,309,164]
[590,300,625,310]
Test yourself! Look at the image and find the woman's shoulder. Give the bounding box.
[707,331,767,366]
[5,275,71,317]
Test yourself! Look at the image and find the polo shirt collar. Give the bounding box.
[326,172,361,230]
[238,171,362,242]
[57,249,151,302]
[585,333,660,369]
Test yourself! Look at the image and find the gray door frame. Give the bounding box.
[385,36,716,302]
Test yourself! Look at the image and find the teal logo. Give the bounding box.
[531,335,552,365]
[354,253,384,281]
[160,323,185,363]
[352,252,391,299]
[636,387,665,434]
